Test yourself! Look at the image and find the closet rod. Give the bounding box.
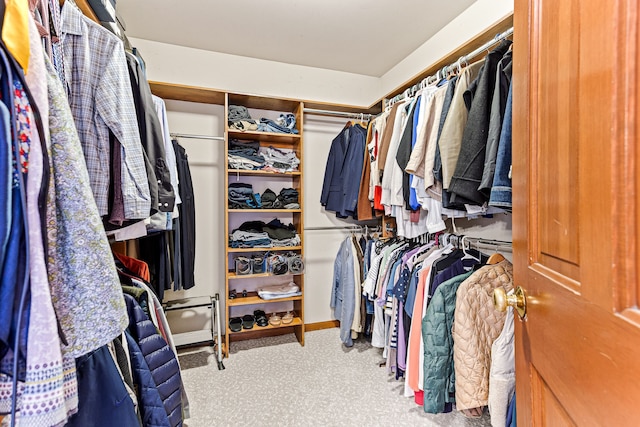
[388,26,514,106]
[458,27,514,69]
[171,133,225,141]
[461,237,512,251]
[305,225,378,231]
[303,108,373,121]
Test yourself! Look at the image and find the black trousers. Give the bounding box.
[173,140,196,290]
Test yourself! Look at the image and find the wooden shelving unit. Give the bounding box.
[224,93,305,357]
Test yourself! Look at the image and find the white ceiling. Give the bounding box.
[117,0,477,77]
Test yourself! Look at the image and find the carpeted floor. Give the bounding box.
[178,328,491,427]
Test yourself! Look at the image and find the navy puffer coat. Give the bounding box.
[124,294,183,427]
[126,331,171,427]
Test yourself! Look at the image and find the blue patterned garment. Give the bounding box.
[44,55,129,358]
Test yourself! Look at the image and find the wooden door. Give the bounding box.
[512,0,640,425]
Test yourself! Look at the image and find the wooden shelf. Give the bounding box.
[227,169,301,176]
[228,209,301,213]
[228,271,303,279]
[227,246,302,253]
[228,129,301,144]
[228,93,301,112]
[227,293,303,306]
[149,81,226,105]
[227,317,303,334]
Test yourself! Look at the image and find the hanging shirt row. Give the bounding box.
[0,2,191,426]
[321,40,514,238]
[331,233,516,427]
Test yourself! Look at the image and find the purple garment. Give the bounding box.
[397,300,407,373]
[402,246,422,264]
[428,259,468,306]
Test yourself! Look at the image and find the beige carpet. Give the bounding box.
[178,328,491,427]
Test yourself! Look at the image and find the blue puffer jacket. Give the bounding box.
[126,331,171,427]
[124,294,183,427]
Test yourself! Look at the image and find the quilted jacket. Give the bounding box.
[125,331,171,427]
[422,271,473,413]
[125,294,183,427]
[453,260,513,411]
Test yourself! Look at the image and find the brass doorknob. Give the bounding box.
[493,286,527,319]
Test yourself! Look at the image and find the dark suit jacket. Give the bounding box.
[321,124,367,218]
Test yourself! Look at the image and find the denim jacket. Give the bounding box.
[489,84,513,209]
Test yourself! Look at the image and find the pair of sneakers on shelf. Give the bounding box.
[268,311,295,326]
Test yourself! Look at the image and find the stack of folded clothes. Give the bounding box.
[228,139,265,170]
[228,105,258,131]
[257,282,301,300]
[228,183,261,209]
[259,146,300,172]
[260,188,299,209]
[229,185,299,210]
[228,106,299,135]
[256,113,299,134]
[229,219,301,248]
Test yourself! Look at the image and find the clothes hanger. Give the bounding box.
[460,236,481,262]
[487,250,506,264]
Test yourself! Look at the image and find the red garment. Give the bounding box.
[114,251,150,282]
[374,186,383,210]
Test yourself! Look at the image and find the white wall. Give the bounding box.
[130,0,513,107]
[130,37,380,108]
[379,0,514,97]
[162,101,225,337]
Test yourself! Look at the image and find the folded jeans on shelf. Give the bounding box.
[228,183,261,208]
[229,239,273,248]
[228,151,265,164]
[257,118,298,134]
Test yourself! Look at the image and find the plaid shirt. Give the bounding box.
[61,2,150,218]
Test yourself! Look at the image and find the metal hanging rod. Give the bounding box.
[440,234,512,251]
[303,108,373,121]
[305,225,380,231]
[171,133,225,141]
[387,27,514,107]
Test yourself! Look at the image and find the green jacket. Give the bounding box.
[422,271,473,413]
